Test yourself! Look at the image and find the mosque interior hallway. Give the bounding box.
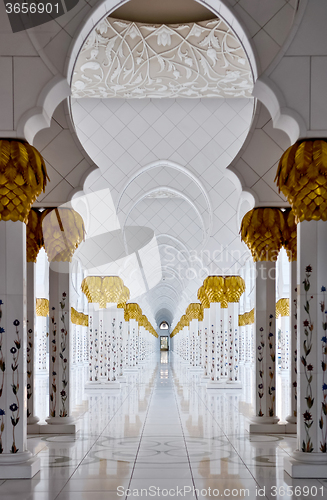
[0,352,325,499]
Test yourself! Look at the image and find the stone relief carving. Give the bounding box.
[72,17,253,99]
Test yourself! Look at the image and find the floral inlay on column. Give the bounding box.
[89,314,93,381]
[50,307,57,417]
[320,286,327,452]
[293,292,298,418]
[257,327,265,416]
[10,319,21,453]
[112,317,116,380]
[268,314,276,417]
[0,300,4,453]
[26,327,33,417]
[119,321,123,376]
[301,265,314,453]
[59,293,68,417]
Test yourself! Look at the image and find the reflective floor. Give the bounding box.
[1,353,326,499]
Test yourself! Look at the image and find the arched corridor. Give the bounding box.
[1,0,327,492]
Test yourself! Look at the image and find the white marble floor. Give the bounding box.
[1,352,326,500]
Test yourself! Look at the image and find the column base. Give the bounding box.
[85,381,121,389]
[27,415,39,425]
[44,416,80,434]
[200,375,210,385]
[0,452,40,479]
[27,422,43,434]
[124,367,139,372]
[207,380,242,389]
[247,415,281,433]
[284,451,327,478]
[285,414,297,425]
[188,366,203,371]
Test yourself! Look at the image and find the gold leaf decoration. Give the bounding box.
[197,286,210,309]
[275,139,327,222]
[276,298,289,317]
[240,207,284,261]
[26,208,43,262]
[117,285,130,308]
[203,276,224,302]
[239,308,255,326]
[238,315,245,327]
[71,307,89,326]
[225,276,245,303]
[36,298,49,317]
[186,303,204,322]
[102,276,124,303]
[82,276,129,308]
[0,139,49,223]
[42,207,85,262]
[282,208,297,261]
[180,314,189,328]
[124,303,142,322]
[81,276,103,306]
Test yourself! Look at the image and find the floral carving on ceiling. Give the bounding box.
[72,17,253,98]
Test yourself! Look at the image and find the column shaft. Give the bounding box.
[27,262,40,428]
[251,261,279,427]
[0,221,40,477]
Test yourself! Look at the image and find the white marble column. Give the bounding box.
[26,262,40,432]
[286,260,298,429]
[227,302,241,386]
[285,220,327,477]
[280,314,290,371]
[0,221,40,478]
[117,307,126,381]
[87,304,98,382]
[202,308,210,379]
[244,323,250,363]
[102,307,120,388]
[207,303,222,388]
[249,261,279,432]
[222,307,228,379]
[189,319,196,368]
[125,319,138,372]
[45,262,77,433]
[198,319,202,368]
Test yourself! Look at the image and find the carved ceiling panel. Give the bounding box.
[72,17,253,99]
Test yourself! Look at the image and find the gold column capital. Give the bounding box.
[0,139,48,223]
[275,139,327,223]
[124,303,142,322]
[26,208,43,263]
[117,285,130,308]
[225,276,245,303]
[276,298,289,317]
[282,208,297,262]
[180,315,189,328]
[81,276,103,305]
[102,276,124,303]
[240,207,284,262]
[197,286,210,309]
[42,207,85,262]
[203,276,224,303]
[36,298,49,317]
[186,303,204,322]
[71,307,89,326]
